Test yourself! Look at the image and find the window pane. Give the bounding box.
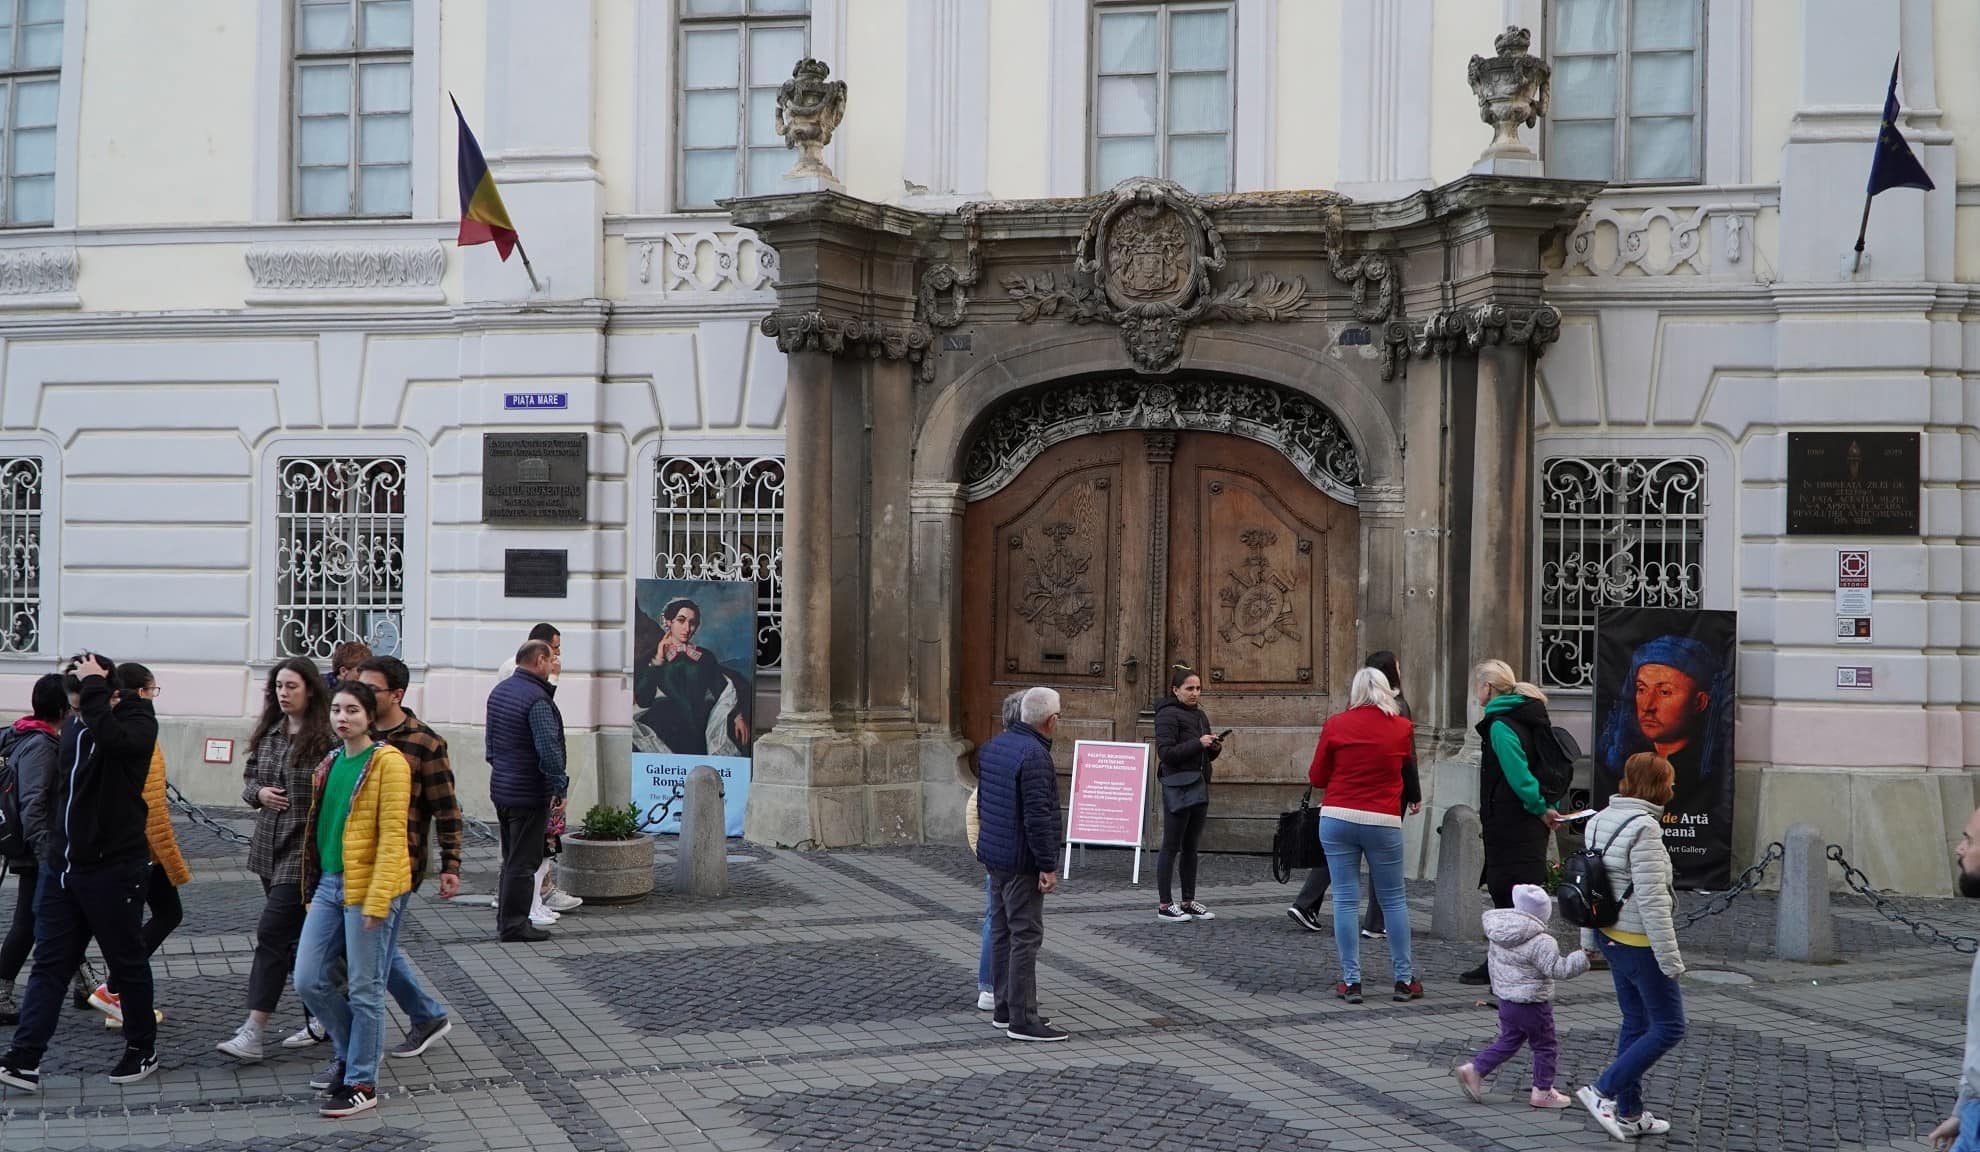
[10,126,51,176]
[1097,75,1157,136]
[682,149,738,206]
[1168,72,1227,134]
[23,0,62,23]
[9,173,50,224]
[747,86,781,147]
[298,166,351,216]
[360,60,412,113]
[299,115,351,164]
[1552,54,1616,117]
[1169,9,1229,71]
[0,87,13,135]
[1552,0,1616,54]
[12,78,55,127]
[683,88,738,147]
[18,22,57,68]
[1095,136,1156,188]
[1550,119,1615,181]
[359,163,411,214]
[1631,0,1697,51]
[683,0,743,12]
[299,1,353,52]
[1167,134,1228,193]
[682,28,740,88]
[1629,51,1694,116]
[746,145,787,194]
[748,26,804,85]
[750,0,808,12]
[1096,11,1157,73]
[1627,115,1694,180]
[0,24,14,70]
[360,0,413,48]
[298,63,351,114]
[360,112,410,163]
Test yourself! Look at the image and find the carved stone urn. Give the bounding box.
[775,57,847,186]
[1467,26,1550,170]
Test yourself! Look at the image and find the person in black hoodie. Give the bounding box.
[0,673,67,1025]
[0,653,161,1091]
[1154,666,1222,923]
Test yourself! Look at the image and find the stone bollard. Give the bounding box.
[1432,805,1485,942]
[674,764,729,898]
[1775,823,1835,963]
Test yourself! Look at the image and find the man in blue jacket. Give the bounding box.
[973,686,1067,1042]
[485,640,568,943]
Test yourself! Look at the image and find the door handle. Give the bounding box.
[1121,655,1139,685]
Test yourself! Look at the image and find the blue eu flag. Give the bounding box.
[1867,56,1934,195]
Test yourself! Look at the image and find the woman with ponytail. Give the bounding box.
[1153,666,1221,922]
[1460,659,1565,986]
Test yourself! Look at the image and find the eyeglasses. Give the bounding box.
[140,685,163,698]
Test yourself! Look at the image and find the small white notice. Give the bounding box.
[1836,666,1874,690]
[1835,549,1871,616]
[1836,616,1872,644]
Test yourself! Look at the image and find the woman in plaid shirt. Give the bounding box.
[215,658,336,1062]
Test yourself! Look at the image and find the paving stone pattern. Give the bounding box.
[35,975,313,1076]
[738,1062,1328,1152]
[68,1131,429,1152]
[1096,913,1504,994]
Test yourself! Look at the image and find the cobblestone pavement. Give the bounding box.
[0,809,1969,1151]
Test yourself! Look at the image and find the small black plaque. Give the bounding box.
[483,432,588,523]
[1339,327,1371,346]
[1786,431,1920,536]
[942,333,972,351]
[504,549,569,599]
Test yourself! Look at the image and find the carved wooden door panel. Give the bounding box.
[1164,433,1358,850]
[962,433,1151,773]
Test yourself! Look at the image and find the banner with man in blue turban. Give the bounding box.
[1593,608,1738,889]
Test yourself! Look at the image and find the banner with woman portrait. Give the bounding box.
[631,578,755,836]
[1592,608,1737,890]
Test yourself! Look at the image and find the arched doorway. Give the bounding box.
[959,375,1364,851]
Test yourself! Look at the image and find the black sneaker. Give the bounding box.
[107,1047,158,1085]
[0,1056,39,1092]
[1006,1022,1069,1042]
[1286,906,1322,932]
[501,925,552,943]
[991,1012,1051,1030]
[1335,981,1363,1005]
[1156,904,1193,923]
[1393,980,1424,1002]
[320,1082,378,1118]
[309,1058,346,1092]
[389,1016,453,1059]
[1458,962,1491,986]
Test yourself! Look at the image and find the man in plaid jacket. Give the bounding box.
[356,656,461,1060]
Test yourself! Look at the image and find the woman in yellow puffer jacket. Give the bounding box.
[86,664,193,1027]
[293,680,412,1119]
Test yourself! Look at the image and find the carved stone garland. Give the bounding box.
[962,376,1362,505]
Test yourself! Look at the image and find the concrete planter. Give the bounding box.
[556,834,656,904]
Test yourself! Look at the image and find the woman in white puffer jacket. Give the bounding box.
[1575,752,1687,1142]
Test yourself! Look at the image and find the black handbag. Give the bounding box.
[1161,769,1209,813]
[1271,787,1325,883]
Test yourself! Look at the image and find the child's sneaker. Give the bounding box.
[1530,1087,1571,1109]
[1453,1063,1484,1103]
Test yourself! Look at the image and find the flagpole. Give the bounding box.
[1850,192,1873,276]
[513,238,542,294]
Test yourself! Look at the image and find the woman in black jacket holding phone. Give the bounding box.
[1154,666,1222,922]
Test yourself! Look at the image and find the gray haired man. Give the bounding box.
[971,687,1067,1042]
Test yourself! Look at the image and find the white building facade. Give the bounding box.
[0,0,1974,891]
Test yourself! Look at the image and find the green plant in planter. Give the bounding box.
[578,803,644,841]
[1543,859,1564,893]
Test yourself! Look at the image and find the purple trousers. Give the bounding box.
[1472,998,1558,1090]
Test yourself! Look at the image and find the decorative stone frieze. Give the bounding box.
[629,224,779,299]
[760,307,931,365]
[1380,302,1562,380]
[244,242,446,305]
[0,246,78,309]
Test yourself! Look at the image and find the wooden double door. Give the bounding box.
[962,430,1359,851]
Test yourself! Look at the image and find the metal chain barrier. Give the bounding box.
[1677,839,1783,928]
[164,781,252,846]
[1827,844,1980,954]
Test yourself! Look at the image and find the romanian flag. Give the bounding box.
[452,96,519,260]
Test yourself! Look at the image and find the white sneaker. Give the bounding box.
[282,1019,327,1049]
[1614,1111,1671,1138]
[1576,1085,1628,1141]
[530,909,560,926]
[216,1023,266,1062]
[543,887,583,912]
[976,990,995,1011]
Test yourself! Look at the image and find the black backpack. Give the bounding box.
[1556,811,1648,929]
[0,737,21,862]
[1528,724,1579,805]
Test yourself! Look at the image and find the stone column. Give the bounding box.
[911,480,973,843]
[1354,484,1406,661]
[1466,342,1534,676]
[778,350,835,729]
[861,357,921,843]
[1142,432,1176,709]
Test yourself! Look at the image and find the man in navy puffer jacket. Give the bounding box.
[974,686,1066,1042]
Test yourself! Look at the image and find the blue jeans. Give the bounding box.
[385,916,447,1028]
[295,874,409,1090]
[1954,1098,1980,1152]
[1594,933,1687,1118]
[1317,816,1411,985]
[977,873,995,992]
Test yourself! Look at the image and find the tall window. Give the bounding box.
[1091,2,1233,195]
[294,0,413,218]
[1538,456,1705,690]
[676,0,809,210]
[0,457,40,652]
[653,456,784,670]
[1548,0,1701,184]
[275,456,407,659]
[0,0,60,227]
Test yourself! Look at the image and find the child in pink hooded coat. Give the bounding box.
[1454,883,1590,1108]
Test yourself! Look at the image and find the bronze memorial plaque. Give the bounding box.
[483,432,587,523]
[1786,431,1919,536]
[504,549,569,599]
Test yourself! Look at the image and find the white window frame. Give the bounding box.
[0,0,63,229]
[256,436,426,666]
[1542,0,1707,186]
[672,0,813,213]
[0,436,54,659]
[252,0,438,224]
[1088,0,1236,195]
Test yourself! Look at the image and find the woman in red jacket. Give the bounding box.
[1309,666,1421,1005]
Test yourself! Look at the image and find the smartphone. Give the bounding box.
[1216,729,1233,740]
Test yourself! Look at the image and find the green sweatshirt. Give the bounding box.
[1484,694,1553,818]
